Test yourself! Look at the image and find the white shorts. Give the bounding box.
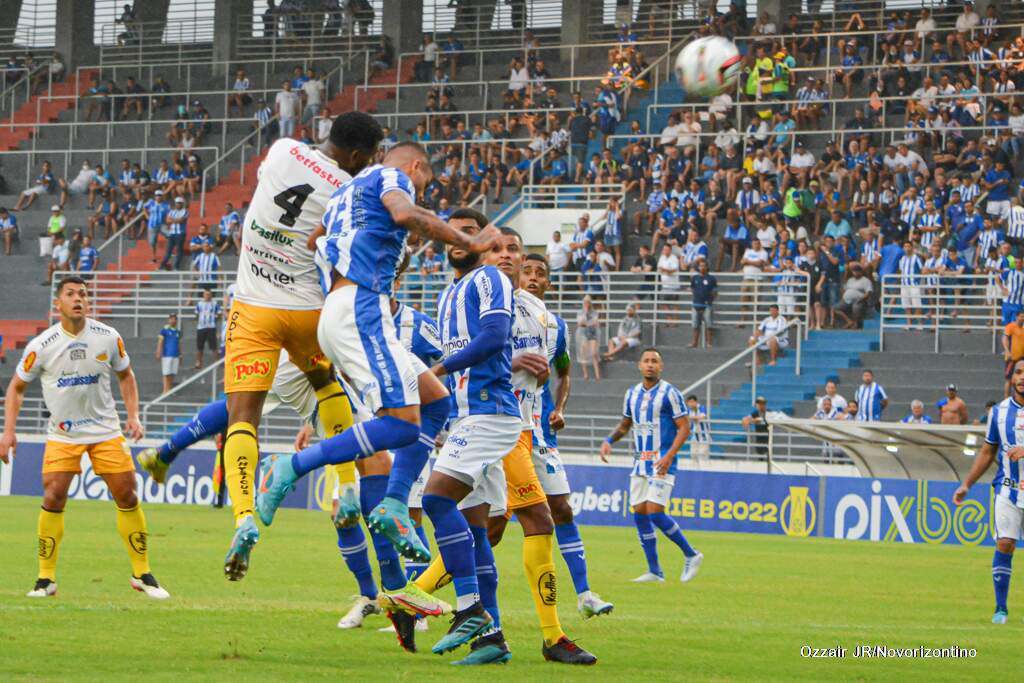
[756,335,789,351]
[409,457,431,509]
[630,473,676,507]
[318,285,423,415]
[459,459,507,516]
[263,351,319,423]
[533,444,571,497]
[987,199,1010,220]
[160,356,179,376]
[994,495,1024,541]
[435,412,521,499]
[900,285,922,310]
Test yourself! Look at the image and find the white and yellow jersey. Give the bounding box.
[511,288,549,431]
[235,138,351,310]
[16,319,130,444]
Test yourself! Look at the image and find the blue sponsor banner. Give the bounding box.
[0,438,995,547]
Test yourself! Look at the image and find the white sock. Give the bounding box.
[456,592,477,612]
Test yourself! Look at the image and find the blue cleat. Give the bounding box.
[993,610,1009,624]
[432,603,493,655]
[453,631,512,665]
[255,454,297,526]
[224,516,260,581]
[366,496,431,563]
[333,485,361,529]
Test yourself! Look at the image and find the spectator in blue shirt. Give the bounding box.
[0,206,16,255]
[217,202,241,254]
[157,312,181,393]
[76,236,98,275]
[143,190,170,260]
[13,160,65,211]
[189,223,214,264]
[824,209,853,239]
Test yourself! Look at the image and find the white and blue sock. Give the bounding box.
[360,474,407,591]
[385,397,449,503]
[290,415,419,477]
[405,524,431,580]
[471,525,500,628]
[423,493,478,611]
[555,521,590,595]
[994,550,1013,613]
[634,513,662,576]
[651,511,697,558]
[337,524,377,599]
[158,399,228,464]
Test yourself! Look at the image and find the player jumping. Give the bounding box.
[600,348,704,583]
[954,357,1024,624]
[1,276,169,599]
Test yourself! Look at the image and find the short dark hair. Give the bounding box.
[686,394,698,402]
[640,347,661,358]
[524,253,548,268]
[449,207,489,229]
[56,275,86,294]
[329,111,384,152]
[385,140,429,162]
[498,226,522,245]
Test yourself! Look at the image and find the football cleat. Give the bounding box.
[993,610,1009,624]
[388,609,418,653]
[26,578,57,598]
[333,486,361,529]
[338,595,382,629]
[254,454,297,526]
[680,551,704,583]
[379,582,452,617]
[453,631,513,666]
[366,497,431,563]
[379,619,429,633]
[630,572,665,583]
[130,573,170,599]
[137,447,169,484]
[541,636,598,665]
[431,603,493,655]
[577,591,614,619]
[224,516,260,581]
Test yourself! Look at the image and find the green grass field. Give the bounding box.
[0,496,1015,682]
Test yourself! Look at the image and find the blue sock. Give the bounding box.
[385,397,449,503]
[471,525,500,628]
[994,550,1013,612]
[337,524,377,599]
[405,525,432,580]
[360,475,407,591]
[290,415,419,477]
[634,513,662,576]
[158,399,228,464]
[555,521,591,595]
[651,511,697,557]
[422,494,478,606]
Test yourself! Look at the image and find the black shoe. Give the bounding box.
[453,630,512,665]
[388,609,417,653]
[542,636,598,665]
[431,602,493,654]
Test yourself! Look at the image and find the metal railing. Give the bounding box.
[420,0,561,49]
[141,358,224,424]
[96,18,216,66]
[521,183,623,209]
[879,273,1001,353]
[236,9,381,62]
[587,0,707,43]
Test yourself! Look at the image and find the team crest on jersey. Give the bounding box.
[69,349,86,361]
[22,351,36,372]
[95,352,108,362]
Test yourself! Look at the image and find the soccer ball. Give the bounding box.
[675,36,741,98]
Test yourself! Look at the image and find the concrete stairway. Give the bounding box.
[0,70,97,152]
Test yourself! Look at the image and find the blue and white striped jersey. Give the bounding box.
[899,196,923,225]
[319,164,416,296]
[855,382,887,422]
[1003,269,1024,305]
[987,397,1024,504]
[195,299,222,329]
[899,253,923,286]
[687,402,711,443]
[923,252,946,287]
[393,301,443,366]
[916,211,942,249]
[960,181,980,204]
[979,228,1004,256]
[539,312,568,450]
[1009,205,1024,241]
[436,264,519,420]
[604,208,622,242]
[166,207,188,236]
[622,380,688,476]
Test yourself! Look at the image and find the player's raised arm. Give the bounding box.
[0,374,28,462]
[382,190,499,254]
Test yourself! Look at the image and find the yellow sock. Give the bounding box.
[414,555,451,594]
[316,381,354,438]
[116,504,151,577]
[523,533,564,646]
[334,462,356,486]
[224,421,258,525]
[37,507,64,581]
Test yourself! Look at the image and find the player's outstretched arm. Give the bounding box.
[954,441,995,505]
[382,191,500,253]
[600,416,633,462]
[0,374,27,463]
[116,367,144,441]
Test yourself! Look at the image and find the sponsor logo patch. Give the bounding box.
[233,358,272,382]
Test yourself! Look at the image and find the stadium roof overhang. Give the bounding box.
[768,416,987,481]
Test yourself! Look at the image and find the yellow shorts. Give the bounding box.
[223,299,329,393]
[42,436,133,475]
[503,430,547,511]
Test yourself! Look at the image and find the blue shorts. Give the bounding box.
[603,232,622,247]
[1003,302,1022,326]
[317,284,424,414]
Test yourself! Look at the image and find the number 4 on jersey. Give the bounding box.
[273,184,314,227]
